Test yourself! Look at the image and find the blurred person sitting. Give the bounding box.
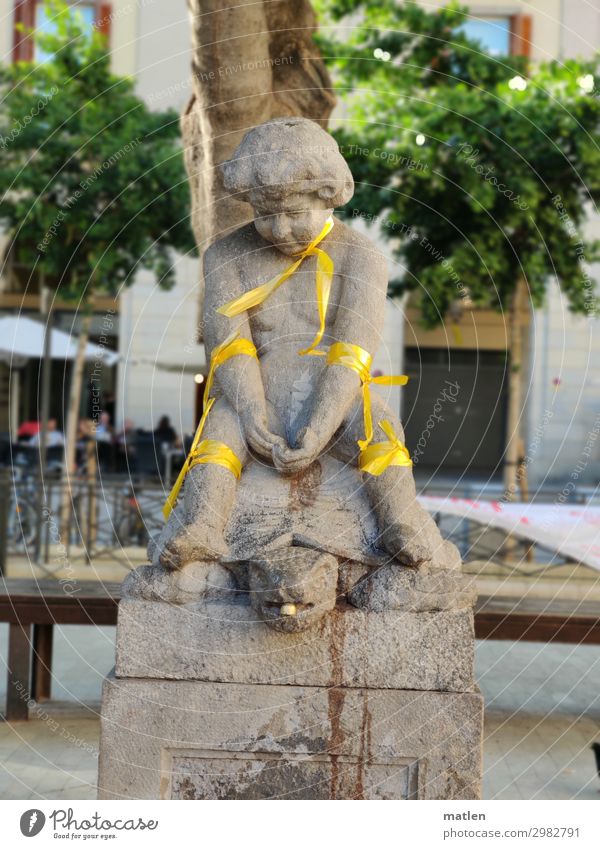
[115,418,137,473]
[94,411,113,444]
[153,415,179,448]
[29,418,64,447]
[93,411,116,472]
[115,418,136,448]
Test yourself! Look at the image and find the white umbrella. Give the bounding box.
[0,314,119,436]
[0,315,119,367]
[0,315,190,370]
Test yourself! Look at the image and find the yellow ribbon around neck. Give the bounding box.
[326,342,409,451]
[162,331,257,519]
[217,216,335,357]
[359,420,413,475]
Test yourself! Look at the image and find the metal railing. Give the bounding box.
[1,459,595,576]
[0,467,167,572]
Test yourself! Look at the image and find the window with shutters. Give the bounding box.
[12,0,112,63]
[459,12,532,58]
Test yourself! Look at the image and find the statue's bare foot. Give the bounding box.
[380,522,433,568]
[158,523,229,569]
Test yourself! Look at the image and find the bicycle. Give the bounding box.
[4,461,39,553]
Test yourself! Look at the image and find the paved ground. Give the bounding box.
[484,713,599,800]
[1,625,599,800]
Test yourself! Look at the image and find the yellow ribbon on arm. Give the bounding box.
[359,419,413,475]
[188,439,242,478]
[217,217,335,357]
[162,331,257,519]
[326,342,409,451]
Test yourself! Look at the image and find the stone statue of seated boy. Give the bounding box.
[150,117,452,583]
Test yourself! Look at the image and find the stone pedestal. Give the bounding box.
[98,596,483,800]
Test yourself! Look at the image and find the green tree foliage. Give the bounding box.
[0,0,195,300]
[316,0,600,326]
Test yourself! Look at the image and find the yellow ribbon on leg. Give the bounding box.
[162,397,215,520]
[326,341,409,447]
[217,217,335,357]
[162,331,257,519]
[359,419,413,475]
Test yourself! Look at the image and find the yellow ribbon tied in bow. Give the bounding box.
[326,341,412,474]
[217,216,335,357]
[162,331,257,519]
[358,419,413,475]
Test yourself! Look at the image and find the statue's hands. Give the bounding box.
[241,409,286,460]
[273,426,321,474]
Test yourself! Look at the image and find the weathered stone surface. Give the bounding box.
[122,561,237,604]
[125,548,469,629]
[98,674,483,799]
[115,598,475,692]
[349,564,477,613]
[151,457,463,573]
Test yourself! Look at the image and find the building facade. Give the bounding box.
[1,0,599,488]
[403,1,600,487]
[0,0,204,439]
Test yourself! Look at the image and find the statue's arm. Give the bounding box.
[308,245,388,443]
[203,242,285,457]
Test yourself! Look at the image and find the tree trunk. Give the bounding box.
[36,278,52,563]
[501,276,527,560]
[60,300,94,538]
[183,0,335,336]
[84,437,97,563]
[503,276,527,502]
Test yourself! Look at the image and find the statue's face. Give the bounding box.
[252,193,333,256]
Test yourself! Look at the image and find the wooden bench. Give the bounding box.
[2,579,599,721]
[0,579,120,721]
[475,595,600,644]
